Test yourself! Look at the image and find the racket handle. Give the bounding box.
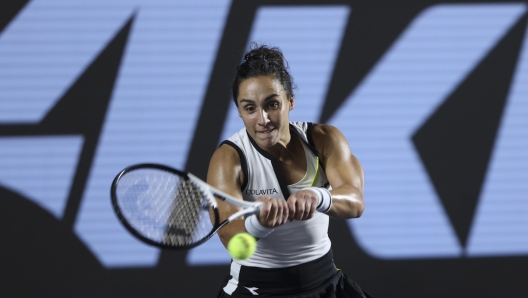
[226,203,261,222]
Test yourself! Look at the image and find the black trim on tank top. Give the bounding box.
[304,122,326,172]
[290,123,319,157]
[219,140,248,191]
[306,122,316,148]
[245,131,291,200]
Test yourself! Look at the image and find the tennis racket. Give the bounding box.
[110,163,261,249]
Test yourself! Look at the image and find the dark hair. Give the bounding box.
[232,44,295,106]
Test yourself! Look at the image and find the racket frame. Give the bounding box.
[111,163,261,249]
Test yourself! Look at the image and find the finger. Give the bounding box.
[307,190,320,219]
[306,197,317,219]
[272,200,281,226]
[282,200,289,224]
[275,199,286,226]
[302,192,314,220]
[258,200,272,226]
[287,196,297,221]
[269,200,280,227]
[295,198,306,220]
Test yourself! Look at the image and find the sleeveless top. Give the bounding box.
[221,122,332,268]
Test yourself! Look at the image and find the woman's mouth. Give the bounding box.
[257,128,275,135]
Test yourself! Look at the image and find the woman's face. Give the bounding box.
[236,76,294,149]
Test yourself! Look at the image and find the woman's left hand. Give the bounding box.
[286,190,319,221]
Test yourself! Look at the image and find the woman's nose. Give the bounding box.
[257,109,269,125]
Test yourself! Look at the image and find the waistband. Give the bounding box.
[235,248,337,295]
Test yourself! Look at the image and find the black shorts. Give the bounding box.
[217,250,373,298]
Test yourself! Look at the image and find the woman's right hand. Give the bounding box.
[255,197,289,228]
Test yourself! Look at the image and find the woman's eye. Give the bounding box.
[269,102,279,108]
[245,106,255,112]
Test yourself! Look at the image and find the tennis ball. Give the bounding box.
[227,233,256,260]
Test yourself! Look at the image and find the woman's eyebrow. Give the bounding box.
[239,93,278,104]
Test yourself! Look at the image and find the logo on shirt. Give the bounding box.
[246,188,279,196]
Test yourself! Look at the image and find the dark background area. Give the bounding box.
[1,0,527,297]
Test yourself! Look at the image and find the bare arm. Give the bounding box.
[207,144,289,247]
[312,124,365,219]
[207,144,246,247]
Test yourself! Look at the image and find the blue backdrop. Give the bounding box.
[1,0,527,296]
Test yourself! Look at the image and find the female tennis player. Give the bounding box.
[208,44,372,297]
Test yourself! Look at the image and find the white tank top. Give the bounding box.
[222,122,332,268]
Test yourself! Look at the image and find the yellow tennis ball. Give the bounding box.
[227,233,256,260]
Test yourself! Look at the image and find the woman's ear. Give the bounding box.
[289,97,295,111]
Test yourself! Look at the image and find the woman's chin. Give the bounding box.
[257,139,275,149]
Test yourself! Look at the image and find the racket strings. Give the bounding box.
[162,179,214,246]
[115,168,217,248]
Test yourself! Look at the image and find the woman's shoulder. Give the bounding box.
[208,143,245,188]
[310,123,343,140]
[310,123,350,158]
[211,143,241,167]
